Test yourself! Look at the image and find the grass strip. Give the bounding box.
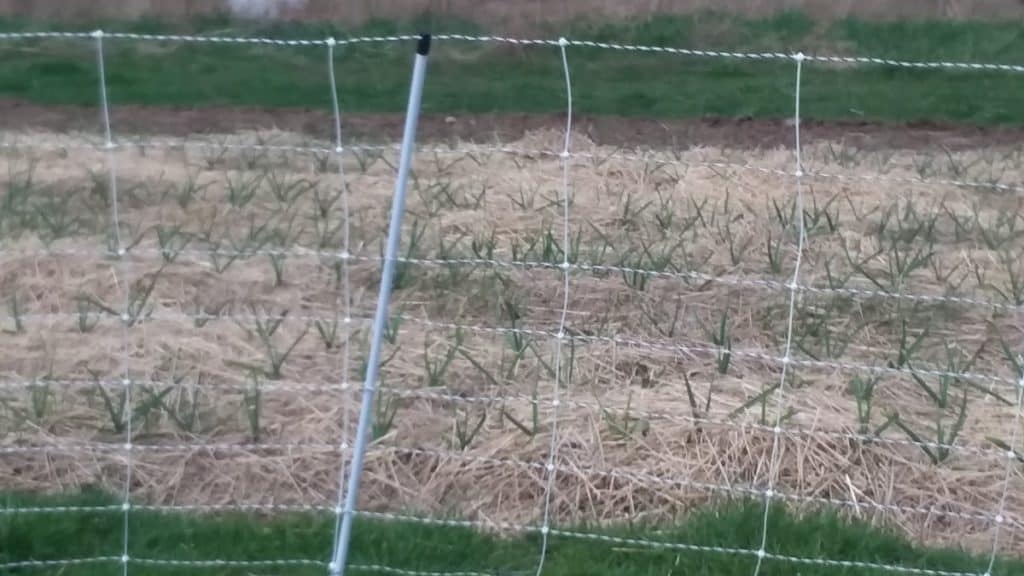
[2,489,1021,575]
[0,12,1023,124]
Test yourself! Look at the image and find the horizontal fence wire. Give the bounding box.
[0,308,1018,389]
[0,550,975,576]
[0,557,514,576]
[3,137,1023,198]
[0,376,1015,459]
[0,557,123,570]
[0,242,1018,314]
[348,565,525,576]
[0,302,1019,397]
[0,30,1021,73]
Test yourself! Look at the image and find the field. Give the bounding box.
[6,0,1024,27]
[2,9,1024,576]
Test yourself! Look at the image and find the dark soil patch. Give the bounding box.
[1,98,1021,151]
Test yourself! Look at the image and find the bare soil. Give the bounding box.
[3,98,1024,152]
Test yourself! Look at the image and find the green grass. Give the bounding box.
[2,490,1021,575]
[1,11,1024,124]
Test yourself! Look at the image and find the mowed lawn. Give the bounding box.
[0,12,1022,123]
[3,490,1022,575]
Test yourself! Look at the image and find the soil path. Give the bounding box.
[1,98,1022,150]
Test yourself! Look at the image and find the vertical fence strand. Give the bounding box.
[325,35,357,575]
[95,28,132,576]
[751,51,805,576]
[533,36,574,576]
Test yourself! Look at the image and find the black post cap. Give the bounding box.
[417,34,432,55]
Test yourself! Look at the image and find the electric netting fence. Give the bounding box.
[0,29,1023,576]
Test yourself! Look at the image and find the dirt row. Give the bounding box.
[2,98,1023,151]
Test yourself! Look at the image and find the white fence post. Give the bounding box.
[328,33,432,576]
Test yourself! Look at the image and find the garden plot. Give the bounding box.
[0,127,1022,554]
